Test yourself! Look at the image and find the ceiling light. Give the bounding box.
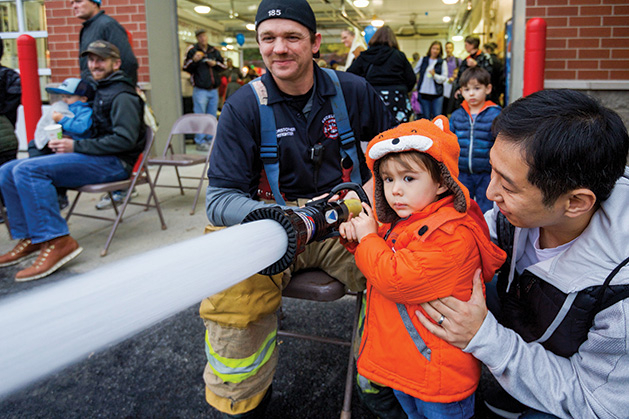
[227,45,234,50]
[225,37,234,43]
[194,5,211,14]
[246,23,256,31]
[442,0,458,4]
[452,35,464,41]
[371,18,384,27]
[443,16,451,23]
[353,0,369,7]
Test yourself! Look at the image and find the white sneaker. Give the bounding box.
[95,189,139,210]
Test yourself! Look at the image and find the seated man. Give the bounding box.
[199,0,402,417]
[0,40,145,282]
[417,89,629,418]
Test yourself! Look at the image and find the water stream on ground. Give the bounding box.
[0,219,288,397]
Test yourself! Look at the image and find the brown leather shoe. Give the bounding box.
[0,239,41,267]
[15,236,83,282]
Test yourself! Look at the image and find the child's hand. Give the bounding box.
[52,111,63,123]
[339,216,357,242]
[351,203,378,242]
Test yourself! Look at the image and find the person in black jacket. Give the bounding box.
[347,25,416,124]
[72,0,138,85]
[0,36,20,168]
[183,28,224,151]
[452,35,494,108]
[0,36,21,225]
[0,41,144,283]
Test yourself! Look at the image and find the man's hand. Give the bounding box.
[415,269,488,349]
[48,138,74,154]
[52,111,64,123]
[193,51,204,62]
[466,57,478,68]
[350,203,378,242]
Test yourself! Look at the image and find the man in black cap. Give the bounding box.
[199,0,402,417]
[71,0,138,85]
[0,40,144,282]
[183,28,224,152]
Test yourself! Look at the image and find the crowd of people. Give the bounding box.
[1,0,628,418]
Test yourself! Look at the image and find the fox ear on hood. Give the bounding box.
[432,115,452,133]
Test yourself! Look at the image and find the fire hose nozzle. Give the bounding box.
[243,183,368,275]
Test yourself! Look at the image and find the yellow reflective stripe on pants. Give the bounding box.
[205,329,277,383]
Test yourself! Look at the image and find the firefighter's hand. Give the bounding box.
[351,203,377,242]
[48,138,74,154]
[466,57,478,68]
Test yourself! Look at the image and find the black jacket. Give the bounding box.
[0,66,21,127]
[346,45,416,93]
[79,11,138,85]
[183,43,224,90]
[74,71,145,170]
[454,50,494,93]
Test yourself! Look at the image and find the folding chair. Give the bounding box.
[0,199,11,239]
[65,127,167,256]
[147,113,218,215]
[279,269,363,419]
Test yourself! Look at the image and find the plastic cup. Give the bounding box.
[44,124,63,145]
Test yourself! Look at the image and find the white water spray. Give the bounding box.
[0,220,288,398]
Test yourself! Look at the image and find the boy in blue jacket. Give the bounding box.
[450,67,501,212]
[47,78,94,140]
[30,78,95,209]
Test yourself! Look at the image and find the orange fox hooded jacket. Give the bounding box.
[346,117,506,402]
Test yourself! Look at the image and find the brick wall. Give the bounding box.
[526,0,629,81]
[45,1,149,83]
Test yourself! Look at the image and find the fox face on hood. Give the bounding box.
[366,116,470,223]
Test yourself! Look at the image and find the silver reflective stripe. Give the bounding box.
[532,292,578,344]
[204,332,276,375]
[396,303,431,361]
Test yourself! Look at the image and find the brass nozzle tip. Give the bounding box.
[344,199,363,217]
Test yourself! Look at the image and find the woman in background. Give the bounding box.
[340,28,366,71]
[347,26,416,124]
[414,41,448,120]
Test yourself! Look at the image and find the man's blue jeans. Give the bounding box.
[0,153,129,244]
[192,86,218,144]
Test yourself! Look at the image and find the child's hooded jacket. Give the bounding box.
[346,117,506,402]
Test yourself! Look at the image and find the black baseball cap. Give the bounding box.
[255,0,316,33]
[81,40,121,59]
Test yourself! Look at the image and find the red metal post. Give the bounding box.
[523,18,547,97]
[17,34,42,143]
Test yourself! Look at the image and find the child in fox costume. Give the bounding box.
[340,116,506,418]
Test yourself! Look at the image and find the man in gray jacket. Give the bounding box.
[0,41,144,282]
[417,89,629,418]
[72,0,138,85]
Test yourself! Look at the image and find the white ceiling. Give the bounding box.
[177,0,476,42]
